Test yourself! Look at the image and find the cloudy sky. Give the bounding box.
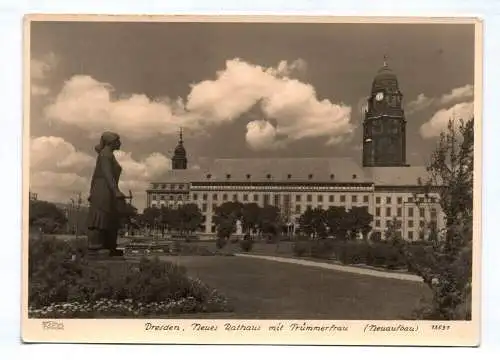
[29,20,476,210]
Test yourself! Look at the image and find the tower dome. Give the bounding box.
[371,57,399,92]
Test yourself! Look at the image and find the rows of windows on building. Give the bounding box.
[148,188,439,240]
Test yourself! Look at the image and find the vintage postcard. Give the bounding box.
[22,14,482,346]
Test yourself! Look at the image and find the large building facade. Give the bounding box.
[146,61,445,241]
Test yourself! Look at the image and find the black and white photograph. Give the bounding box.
[22,15,481,345]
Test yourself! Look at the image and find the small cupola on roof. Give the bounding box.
[171,127,188,170]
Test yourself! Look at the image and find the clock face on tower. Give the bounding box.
[375,92,384,101]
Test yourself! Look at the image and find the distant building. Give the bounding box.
[146,60,445,241]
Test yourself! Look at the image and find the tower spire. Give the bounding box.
[383,54,388,67]
[179,127,183,144]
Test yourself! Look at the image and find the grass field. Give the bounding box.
[160,255,431,320]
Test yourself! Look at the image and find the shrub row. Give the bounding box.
[292,238,435,272]
[28,235,232,317]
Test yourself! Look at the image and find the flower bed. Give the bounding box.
[28,235,233,318]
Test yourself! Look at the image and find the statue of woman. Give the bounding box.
[86,131,126,257]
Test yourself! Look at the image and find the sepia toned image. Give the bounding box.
[22,15,482,346]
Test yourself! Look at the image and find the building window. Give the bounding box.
[152,195,157,200]
[233,194,238,202]
[206,174,212,179]
[263,194,270,206]
[318,195,323,202]
[363,195,369,203]
[213,194,218,201]
[193,194,198,201]
[340,195,346,202]
[419,208,425,218]
[266,174,272,179]
[203,194,208,201]
[352,195,357,203]
[161,184,166,189]
[243,194,248,201]
[295,204,301,213]
[160,195,165,200]
[408,220,414,228]
[419,220,425,228]
[430,197,436,203]
[408,196,413,203]
[386,196,391,204]
[329,195,334,202]
[408,207,414,217]
[178,184,184,190]
[202,204,207,212]
[296,195,301,202]
[386,207,391,217]
[408,231,414,241]
[152,203,157,208]
[170,184,175,190]
[376,196,381,204]
[308,174,313,180]
[177,195,182,201]
[307,194,312,202]
[375,207,381,217]
[397,197,402,204]
[226,174,231,180]
[246,174,251,180]
[330,174,335,180]
[153,184,158,189]
[253,194,259,202]
[307,205,312,211]
[431,208,437,219]
[212,204,216,211]
[223,194,228,201]
[211,225,216,233]
[397,207,402,217]
[352,174,357,179]
[375,220,381,227]
[273,194,280,206]
[287,174,292,179]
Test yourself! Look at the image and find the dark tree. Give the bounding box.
[258,205,282,238]
[177,203,204,235]
[348,206,374,242]
[241,203,261,235]
[393,117,474,320]
[213,202,243,241]
[325,206,350,241]
[298,207,327,238]
[29,200,67,234]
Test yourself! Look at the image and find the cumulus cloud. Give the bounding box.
[44,58,353,149]
[44,75,189,140]
[30,136,94,173]
[406,84,474,115]
[30,136,171,209]
[440,84,474,105]
[419,101,474,138]
[30,171,89,204]
[406,93,435,115]
[31,52,58,97]
[187,58,353,149]
[246,120,284,150]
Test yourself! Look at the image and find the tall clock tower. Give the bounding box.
[362,58,407,167]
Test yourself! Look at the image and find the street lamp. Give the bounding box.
[69,193,83,240]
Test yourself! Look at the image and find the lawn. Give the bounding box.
[159,255,431,320]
